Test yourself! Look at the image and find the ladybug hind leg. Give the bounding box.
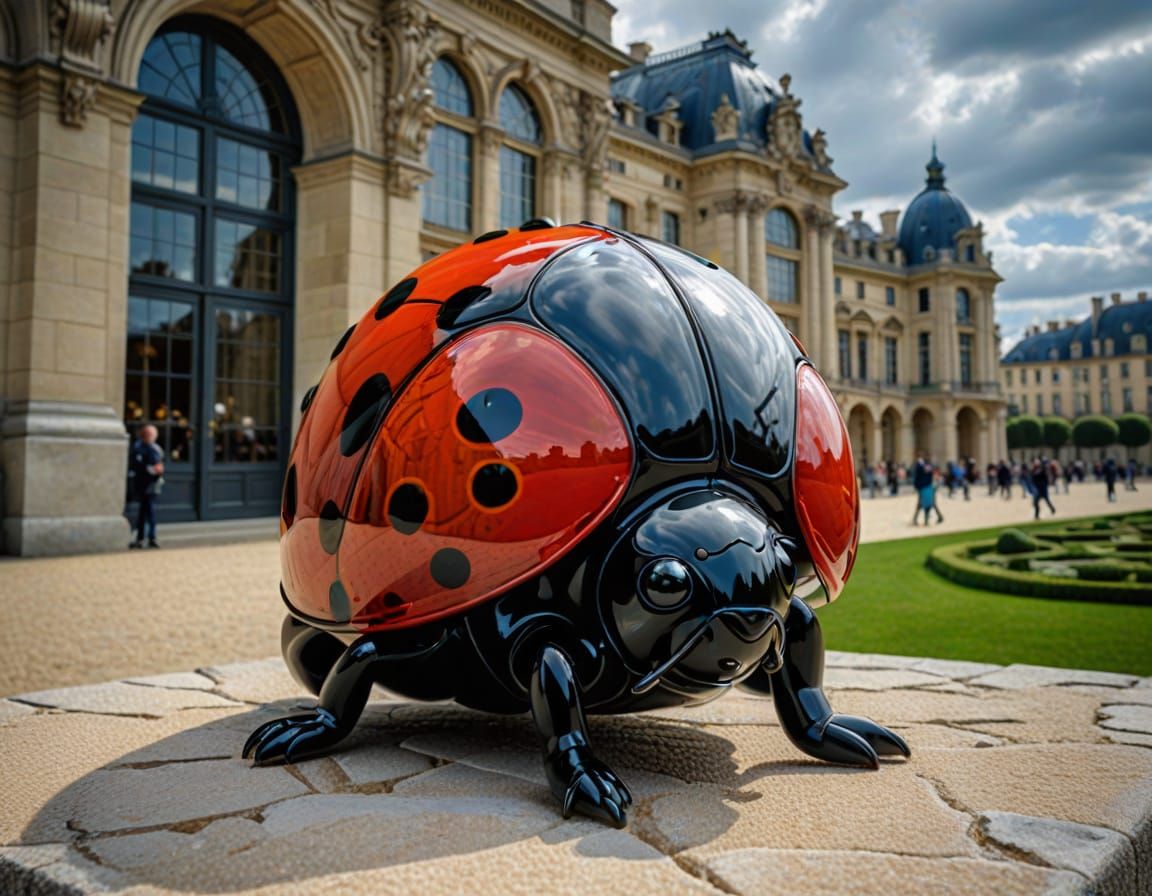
[244,628,448,766]
[531,645,633,828]
[739,596,910,766]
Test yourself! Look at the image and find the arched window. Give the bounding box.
[127,17,299,520]
[423,57,475,232]
[498,84,541,228]
[764,207,800,304]
[955,287,971,323]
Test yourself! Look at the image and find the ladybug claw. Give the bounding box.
[562,766,629,829]
[811,721,881,769]
[244,709,346,765]
[831,714,910,759]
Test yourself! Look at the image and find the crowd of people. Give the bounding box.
[858,454,1144,525]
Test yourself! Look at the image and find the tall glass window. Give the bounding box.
[607,198,628,230]
[662,210,681,245]
[959,333,973,386]
[885,285,895,306]
[918,287,930,312]
[498,84,541,228]
[838,330,851,379]
[764,207,799,304]
[856,334,869,381]
[918,332,931,385]
[127,18,299,520]
[423,58,474,232]
[956,287,971,323]
[884,336,898,384]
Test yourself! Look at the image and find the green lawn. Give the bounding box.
[819,516,1152,676]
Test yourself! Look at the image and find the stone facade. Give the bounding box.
[1000,292,1152,451]
[0,0,1005,555]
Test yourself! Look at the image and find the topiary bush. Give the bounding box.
[996,528,1039,554]
[1116,413,1152,450]
[1042,416,1072,452]
[1073,415,1120,449]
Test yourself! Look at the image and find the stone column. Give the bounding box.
[733,198,749,284]
[1,65,142,555]
[818,220,837,376]
[542,150,564,222]
[747,197,766,298]
[477,124,503,231]
[292,152,396,428]
[803,219,821,360]
[942,401,958,462]
[584,165,607,225]
[644,195,659,238]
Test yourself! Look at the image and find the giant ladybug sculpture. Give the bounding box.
[245,221,909,827]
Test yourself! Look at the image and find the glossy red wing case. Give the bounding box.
[791,363,860,603]
[286,323,632,631]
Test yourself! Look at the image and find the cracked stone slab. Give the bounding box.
[978,811,1136,895]
[823,666,945,691]
[0,699,36,726]
[640,766,976,861]
[0,844,119,895]
[12,681,241,718]
[969,664,1140,690]
[704,848,1087,896]
[1099,704,1152,735]
[331,742,436,787]
[199,657,305,704]
[70,758,310,832]
[1103,730,1152,748]
[825,651,924,670]
[123,671,218,691]
[910,658,1004,680]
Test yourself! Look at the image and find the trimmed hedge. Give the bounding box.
[927,540,1152,605]
[995,528,1039,554]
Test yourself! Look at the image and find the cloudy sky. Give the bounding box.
[609,0,1152,349]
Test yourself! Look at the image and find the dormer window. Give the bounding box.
[923,246,936,262]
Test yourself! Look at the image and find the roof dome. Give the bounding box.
[898,146,973,264]
[610,31,816,157]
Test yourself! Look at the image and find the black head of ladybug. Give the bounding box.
[598,489,796,694]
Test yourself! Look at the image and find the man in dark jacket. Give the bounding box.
[129,424,165,549]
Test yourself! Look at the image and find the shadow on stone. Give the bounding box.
[17,699,773,892]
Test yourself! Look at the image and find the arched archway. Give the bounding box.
[912,407,936,459]
[880,406,902,463]
[957,406,982,461]
[846,404,876,467]
[123,16,302,522]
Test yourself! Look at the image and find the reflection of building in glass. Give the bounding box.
[1,2,1005,554]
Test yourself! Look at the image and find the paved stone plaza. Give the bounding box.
[1,481,1151,895]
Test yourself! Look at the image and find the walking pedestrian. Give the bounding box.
[129,424,165,549]
[1104,457,1118,503]
[1126,458,1138,491]
[1031,460,1055,519]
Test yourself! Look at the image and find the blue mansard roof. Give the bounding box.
[610,31,817,159]
[1002,300,1152,363]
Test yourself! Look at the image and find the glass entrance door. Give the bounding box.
[124,17,300,522]
[203,302,287,517]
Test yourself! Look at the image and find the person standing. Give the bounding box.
[1031,459,1055,519]
[1126,458,1138,491]
[1104,457,1118,503]
[129,424,165,549]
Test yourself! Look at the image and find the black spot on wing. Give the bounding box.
[318,500,344,554]
[375,277,418,320]
[430,548,470,589]
[340,374,391,457]
[330,325,355,360]
[456,389,522,444]
[388,482,428,535]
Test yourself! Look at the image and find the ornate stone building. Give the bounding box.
[1000,292,1152,446]
[0,1,1003,555]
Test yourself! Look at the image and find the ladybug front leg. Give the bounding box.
[739,597,910,766]
[531,645,633,828]
[244,630,446,765]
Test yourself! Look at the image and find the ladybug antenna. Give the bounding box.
[631,606,785,695]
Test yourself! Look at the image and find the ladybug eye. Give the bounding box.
[639,558,693,611]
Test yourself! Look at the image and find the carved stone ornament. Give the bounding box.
[61,73,98,127]
[714,191,751,215]
[777,170,794,195]
[387,157,433,199]
[803,205,837,234]
[579,91,613,170]
[308,0,374,71]
[811,128,832,168]
[768,72,803,160]
[711,93,740,142]
[50,0,114,70]
[381,0,439,161]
